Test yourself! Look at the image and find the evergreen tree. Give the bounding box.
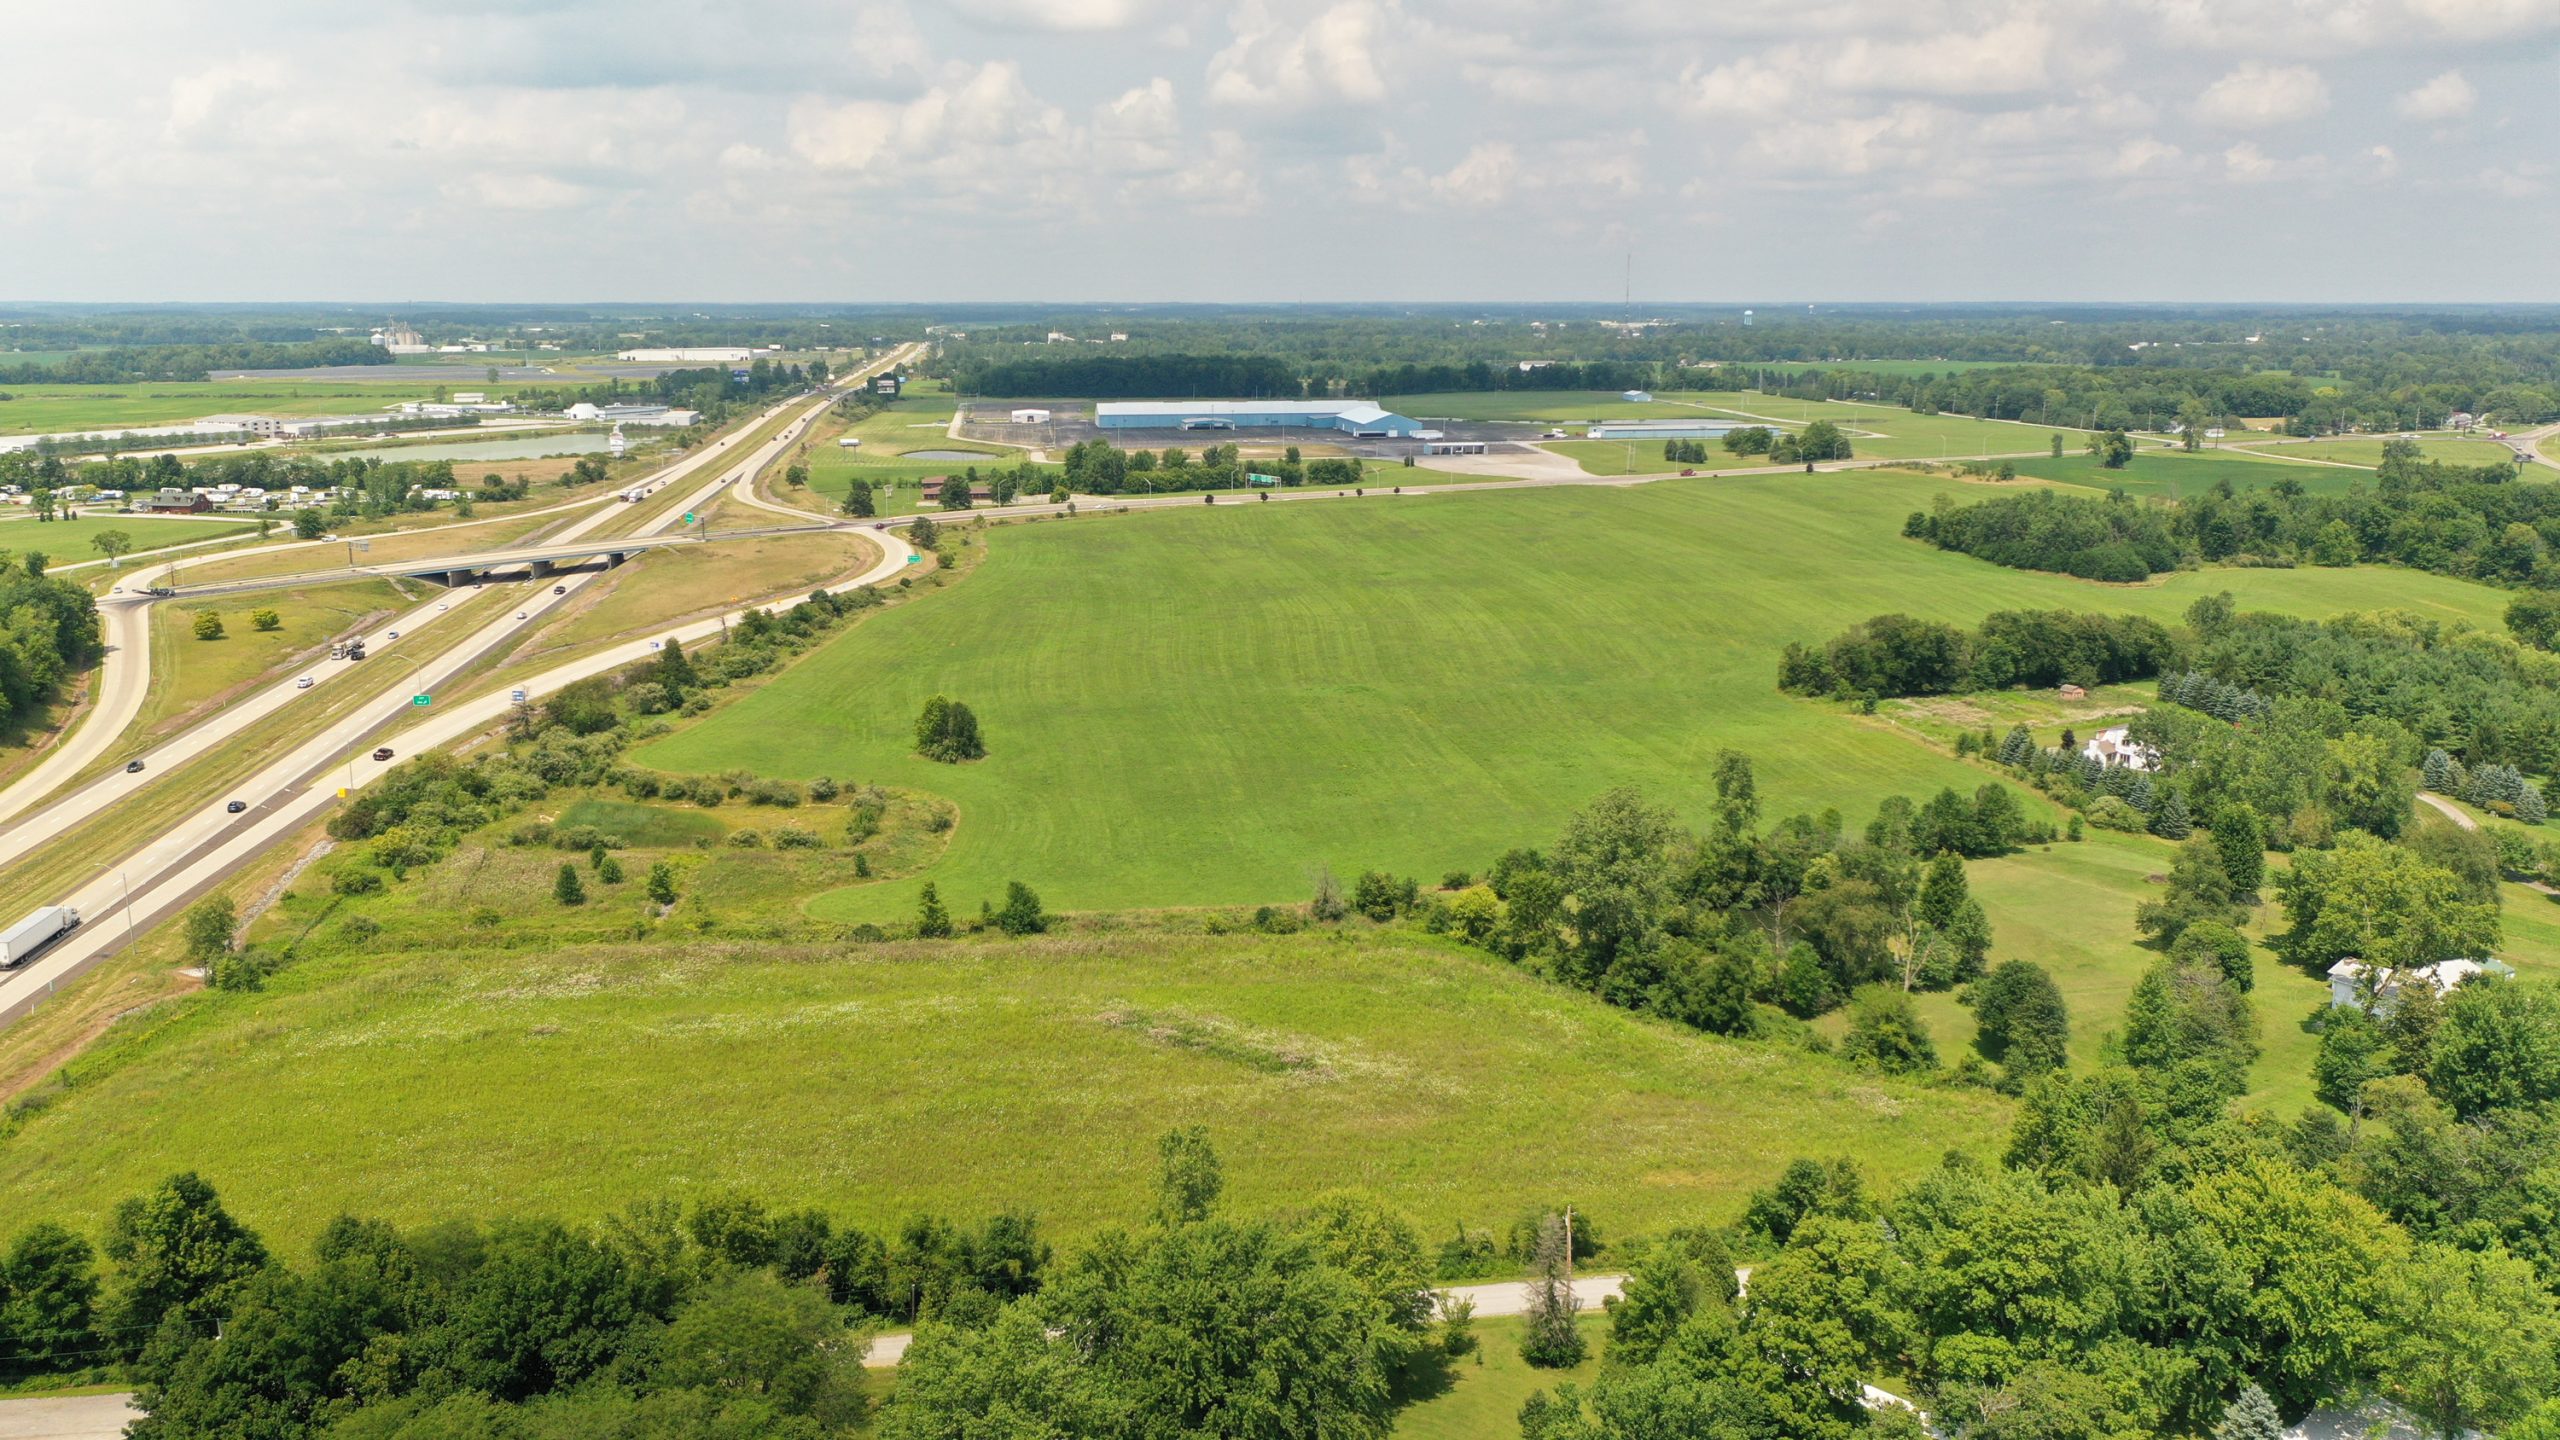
[2422,748,2458,793]
[2150,788,2194,839]
[2211,803,2267,898]
[1517,1213,1586,1368]
[916,883,953,938]
[2212,1383,2283,1440]
[656,636,698,692]
[844,477,876,517]
[1916,852,1969,932]
[554,864,585,905]
[2523,783,2550,826]
[1996,724,2035,767]
[645,861,677,906]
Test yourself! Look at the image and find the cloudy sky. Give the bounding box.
[7,0,2559,303]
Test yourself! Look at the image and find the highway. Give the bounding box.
[0,344,924,1027]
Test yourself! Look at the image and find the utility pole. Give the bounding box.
[1563,1206,1575,1289]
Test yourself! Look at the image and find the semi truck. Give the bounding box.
[0,906,79,969]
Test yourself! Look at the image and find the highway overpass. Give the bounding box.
[159,520,867,599]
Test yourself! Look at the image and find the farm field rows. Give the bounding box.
[636,469,2509,925]
[0,929,2007,1252]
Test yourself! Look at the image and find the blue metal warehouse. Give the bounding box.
[1094,400,1427,437]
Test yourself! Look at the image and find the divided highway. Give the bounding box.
[0,345,923,1027]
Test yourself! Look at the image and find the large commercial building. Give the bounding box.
[1095,400,1427,438]
[1584,419,1738,441]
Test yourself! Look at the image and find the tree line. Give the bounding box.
[1911,441,2553,586]
[0,550,103,725]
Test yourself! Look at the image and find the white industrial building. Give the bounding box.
[615,347,760,364]
[1010,408,1052,424]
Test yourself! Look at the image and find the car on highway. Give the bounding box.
[516,610,529,620]
[437,602,448,611]
[296,676,314,689]
[386,630,400,640]
[111,585,124,594]
[125,760,145,774]
[372,747,395,762]
[225,800,247,814]
[553,585,566,595]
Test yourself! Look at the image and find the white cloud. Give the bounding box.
[2194,64,2329,127]
[2395,69,2476,121]
[1429,141,1518,204]
[2111,137,2183,175]
[1207,0,1388,108]
[441,172,591,211]
[945,0,1157,29]
[2223,141,2278,181]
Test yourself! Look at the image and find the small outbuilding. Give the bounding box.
[2328,957,2515,1013]
[1010,408,1051,424]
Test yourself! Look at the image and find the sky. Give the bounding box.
[5,0,2559,304]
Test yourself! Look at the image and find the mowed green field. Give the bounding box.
[1988,448,2363,498]
[803,388,1055,516]
[0,377,554,435]
[0,513,256,560]
[635,470,2509,924]
[2233,435,2526,469]
[0,930,2006,1252]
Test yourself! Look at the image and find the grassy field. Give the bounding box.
[634,472,2507,925]
[0,928,2008,1253]
[801,391,1058,517]
[2234,435,2527,469]
[0,513,256,563]
[135,579,416,743]
[1392,1316,1605,1439]
[1983,448,2362,498]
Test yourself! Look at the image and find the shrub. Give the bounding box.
[727,829,765,848]
[250,609,281,632]
[772,828,821,849]
[192,611,225,641]
[994,881,1047,935]
[808,776,840,802]
[332,869,384,896]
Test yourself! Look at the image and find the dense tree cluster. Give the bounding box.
[1781,609,2176,702]
[1399,759,2045,1071]
[1905,489,2185,581]
[1916,442,2560,590]
[0,550,103,724]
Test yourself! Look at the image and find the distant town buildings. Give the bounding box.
[616,347,762,364]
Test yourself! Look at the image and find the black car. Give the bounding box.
[125,760,145,774]
[372,747,396,762]
[225,800,247,814]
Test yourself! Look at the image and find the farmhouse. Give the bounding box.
[2081,725,2156,772]
[2327,957,2516,1013]
[135,489,211,514]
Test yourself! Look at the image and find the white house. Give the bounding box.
[2327,957,2516,1012]
[2447,411,2479,431]
[2081,725,2158,773]
[1010,408,1051,424]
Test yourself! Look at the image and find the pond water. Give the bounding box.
[320,431,615,465]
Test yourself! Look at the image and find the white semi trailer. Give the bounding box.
[0,906,80,968]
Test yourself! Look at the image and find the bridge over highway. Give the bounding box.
[157,519,874,598]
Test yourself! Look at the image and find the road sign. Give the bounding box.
[906,554,920,564]
[684,512,698,524]
[411,694,431,707]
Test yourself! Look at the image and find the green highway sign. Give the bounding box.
[906,554,920,564]
[684,512,698,524]
[411,694,431,707]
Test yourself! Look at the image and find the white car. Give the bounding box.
[437,602,448,611]
[385,630,400,640]
[296,677,315,689]
[516,611,529,620]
